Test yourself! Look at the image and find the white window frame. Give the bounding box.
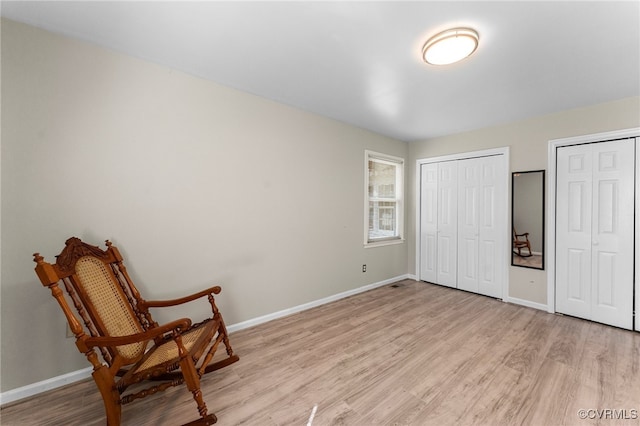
[364,150,405,247]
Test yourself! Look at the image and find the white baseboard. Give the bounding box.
[0,367,93,406]
[0,274,410,406]
[505,296,548,311]
[227,274,410,333]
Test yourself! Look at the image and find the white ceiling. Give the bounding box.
[2,1,639,142]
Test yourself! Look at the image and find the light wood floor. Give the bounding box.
[2,279,640,425]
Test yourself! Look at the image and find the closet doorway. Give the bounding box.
[548,129,639,331]
[417,148,510,299]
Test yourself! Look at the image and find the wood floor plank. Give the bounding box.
[2,279,639,426]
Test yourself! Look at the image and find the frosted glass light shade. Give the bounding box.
[423,28,479,65]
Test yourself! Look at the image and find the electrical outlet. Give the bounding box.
[362,264,367,273]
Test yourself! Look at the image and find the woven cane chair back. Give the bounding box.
[74,256,145,360]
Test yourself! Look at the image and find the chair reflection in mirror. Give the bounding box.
[511,170,545,270]
[513,227,533,257]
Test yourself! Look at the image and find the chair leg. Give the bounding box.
[218,317,234,357]
[180,356,217,425]
[92,366,121,426]
[202,321,240,375]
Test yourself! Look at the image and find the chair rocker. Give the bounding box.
[512,228,533,257]
[33,237,239,425]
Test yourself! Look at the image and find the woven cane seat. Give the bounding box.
[134,320,216,373]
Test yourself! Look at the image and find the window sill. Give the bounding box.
[364,238,405,249]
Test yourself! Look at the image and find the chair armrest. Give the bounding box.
[142,286,222,309]
[84,318,192,348]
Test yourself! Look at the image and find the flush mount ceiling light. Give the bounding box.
[422,27,479,65]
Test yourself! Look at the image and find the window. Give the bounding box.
[365,151,404,246]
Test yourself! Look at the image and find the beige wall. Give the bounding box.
[408,96,640,305]
[0,19,408,392]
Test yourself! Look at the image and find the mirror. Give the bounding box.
[512,170,545,269]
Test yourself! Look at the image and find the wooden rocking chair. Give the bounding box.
[512,227,533,257]
[33,237,239,425]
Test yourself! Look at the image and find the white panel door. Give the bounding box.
[420,163,438,283]
[556,144,593,319]
[477,155,505,298]
[457,157,481,293]
[556,139,634,329]
[637,137,640,332]
[457,156,504,297]
[437,161,458,288]
[590,140,634,329]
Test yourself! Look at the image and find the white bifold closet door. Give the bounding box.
[556,138,634,330]
[420,162,439,284]
[420,155,505,298]
[420,161,458,288]
[457,156,505,298]
[637,137,640,332]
